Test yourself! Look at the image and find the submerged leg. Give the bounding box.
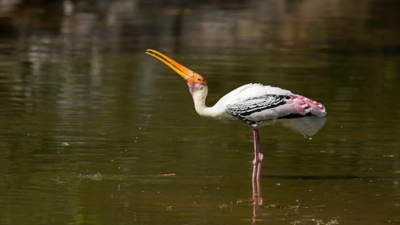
[252,127,264,180]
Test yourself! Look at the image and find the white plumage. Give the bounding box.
[194,83,326,130]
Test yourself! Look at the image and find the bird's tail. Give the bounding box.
[279,116,327,138]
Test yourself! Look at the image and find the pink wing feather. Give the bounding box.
[287,95,327,117]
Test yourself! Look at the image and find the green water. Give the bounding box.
[0,0,400,224]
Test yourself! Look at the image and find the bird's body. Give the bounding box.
[191,83,326,125]
[146,49,327,180]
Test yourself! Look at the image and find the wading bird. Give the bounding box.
[146,49,327,180]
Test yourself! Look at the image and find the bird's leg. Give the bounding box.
[252,177,263,204]
[252,128,259,181]
[256,130,264,180]
[252,127,264,180]
[252,176,263,224]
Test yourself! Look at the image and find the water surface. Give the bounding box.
[0,0,400,224]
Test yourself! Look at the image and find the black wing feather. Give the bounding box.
[226,95,287,124]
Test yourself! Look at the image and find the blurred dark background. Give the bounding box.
[1,0,400,55]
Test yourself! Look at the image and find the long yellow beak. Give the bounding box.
[146,49,194,81]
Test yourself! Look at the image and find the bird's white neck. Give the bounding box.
[192,86,226,118]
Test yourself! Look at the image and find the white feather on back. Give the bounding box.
[214,83,292,108]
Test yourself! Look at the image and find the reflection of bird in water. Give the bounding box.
[252,179,263,225]
[146,49,327,180]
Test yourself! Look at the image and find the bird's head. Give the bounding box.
[146,49,207,96]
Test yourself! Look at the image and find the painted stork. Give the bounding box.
[146,49,327,180]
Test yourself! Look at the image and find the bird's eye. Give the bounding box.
[197,78,201,81]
